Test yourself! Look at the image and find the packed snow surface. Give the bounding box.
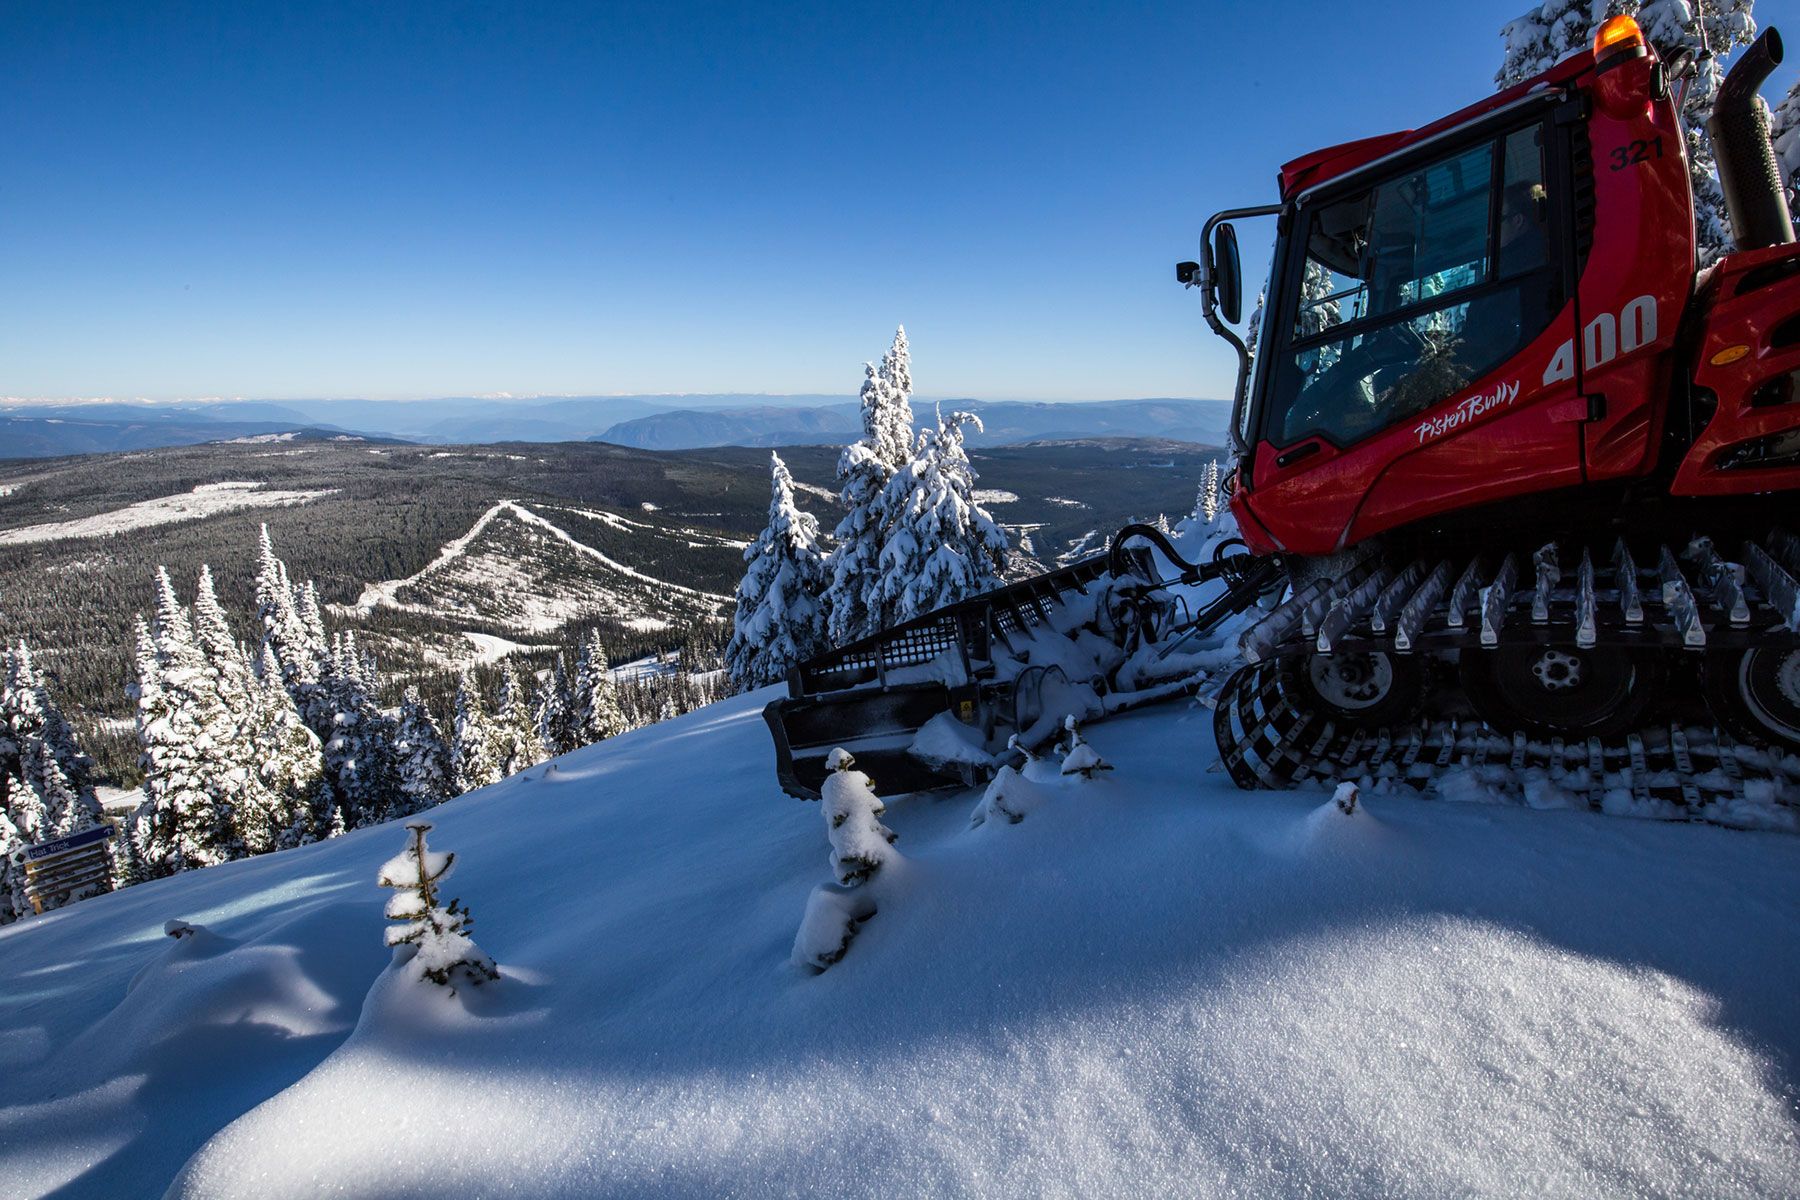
[0,483,334,545]
[2,694,1798,1198]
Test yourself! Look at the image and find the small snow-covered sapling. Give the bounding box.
[790,882,880,971]
[1334,781,1359,816]
[164,919,196,939]
[1059,716,1110,779]
[820,748,897,886]
[378,822,499,990]
[970,765,1033,826]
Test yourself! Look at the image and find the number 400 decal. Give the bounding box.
[1542,295,1658,386]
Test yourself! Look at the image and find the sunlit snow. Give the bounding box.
[0,483,335,545]
[1,692,1796,1198]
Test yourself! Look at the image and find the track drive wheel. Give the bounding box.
[1281,650,1423,729]
[1703,647,1800,752]
[1459,644,1663,740]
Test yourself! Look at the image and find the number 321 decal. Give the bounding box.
[1609,136,1664,170]
[1542,295,1657,386]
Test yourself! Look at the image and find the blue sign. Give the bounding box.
[20,824,116,863]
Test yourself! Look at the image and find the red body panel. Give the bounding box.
[1234,46,1718,557]
[1673,242,1800,494]
[1246,311,1583,555]
[1575,75,1692,481]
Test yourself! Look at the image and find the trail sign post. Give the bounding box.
[7,824,116,916]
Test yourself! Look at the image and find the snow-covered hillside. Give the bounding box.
[2,692,1797,1198]
[351,500,730,636]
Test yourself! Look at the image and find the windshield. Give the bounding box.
[1261,123,1559,449]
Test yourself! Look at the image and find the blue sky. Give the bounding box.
[3,1,1794,403]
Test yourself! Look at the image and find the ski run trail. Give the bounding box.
[2,689,1797,1198]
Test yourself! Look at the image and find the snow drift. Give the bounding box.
[1,691,1797,1199]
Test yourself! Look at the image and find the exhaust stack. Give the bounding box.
[1706,28,1795,253]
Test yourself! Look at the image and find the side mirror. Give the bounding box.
[1212,223,1242,325]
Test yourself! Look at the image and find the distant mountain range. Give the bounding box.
[596,398,1230,451]
[0,395,1229,460]
[0,411,411,458]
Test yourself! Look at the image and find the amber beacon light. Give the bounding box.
[1594,14,1646,62]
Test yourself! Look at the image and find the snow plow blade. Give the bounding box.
[765,527,1278,799]
[765,553,1119,799]
[765,682,984,800]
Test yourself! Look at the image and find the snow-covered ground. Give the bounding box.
[2,692,1797,1199]
[0,483,335,546]
[453,631,558,667]
[94,785,145,816]
[351,500,729,634]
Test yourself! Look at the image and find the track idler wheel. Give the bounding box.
[1285,650,1423,729]
[1459,644,1663,741]
[1703,647,1800,753]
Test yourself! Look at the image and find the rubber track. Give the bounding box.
[1213,658,1798,829]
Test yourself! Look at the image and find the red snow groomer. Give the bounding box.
[767,17,1800,821]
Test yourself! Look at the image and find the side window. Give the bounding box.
[1266,123,1561,449]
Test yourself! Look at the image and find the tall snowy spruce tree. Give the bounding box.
[726,452,829,692]
[191,565,324,854]
[1498,0,1758,264]
[254,525,327,710]
[825,327,915,645]
[393,686,456,812]
[248,642,331,846]
[256,528,410,828]
[0,641,107,921]
[489,662,548,779]
[453,665,503,794]
[875,409,1010,624]
[135,570,238,874]
[316,631,402,828]
[534,655,578,758]
[572,631,628,745]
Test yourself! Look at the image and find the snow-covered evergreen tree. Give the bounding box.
[1497,0,1630,85]
[824,327,915,645]
[1498,0,1759,264]
[111,821,151,891]
[488,662,547,779]
[189,566,305,855]
[1,642,102,836]
[135,572,237,875]
[572,631,628,746]
[1198,461,1223,524]
[315,631,401,829]
[0,642,108,920]
[378,822,498,990]
[819,748,898,885]
[875,409,1009,624]
[254,524,323,694]
[393,687,456,814]
[249,644,331,847]
[726,452,830,692]
[452,665,502,794]
[534,655,577,758]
